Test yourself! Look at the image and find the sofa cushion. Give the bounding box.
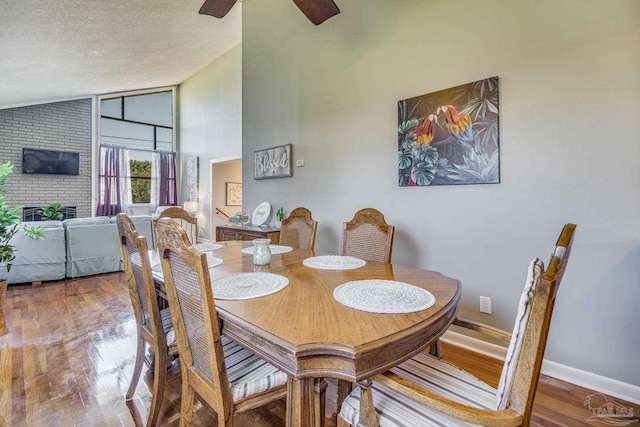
[65,222,120,278]
[18,220,64,229]
[63,217,111,227]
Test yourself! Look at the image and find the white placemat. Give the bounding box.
[303,255,366,270]
[205,254,223,268]
[333,279,435,313]
[151,252,223,274]
[241,245,293,255]
[211,272,289,300]
[194,242,223,252]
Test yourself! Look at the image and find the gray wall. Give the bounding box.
[241,0,640,387]
[0,99,92,218]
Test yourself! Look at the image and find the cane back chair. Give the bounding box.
[154,218,288,427]
[341,208,394,263]
[338,223,577,427]
[279,207,318,250]
[153,206,198,246]
[117,213,178,427]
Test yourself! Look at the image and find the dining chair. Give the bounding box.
[153,206,198,246]
[337,223,577,427]
[337,208,396,410]
[116,213,178,427]
[279,207,318,250]
[154,218,288,427]
[341,208,394,263]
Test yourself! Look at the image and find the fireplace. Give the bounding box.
[23,206,77,221]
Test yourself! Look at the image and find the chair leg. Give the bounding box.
[314,378,328,427]
[337,415,351,427]
[358,380,379,427]
[336,380,352,416]
[180,382,196,427]
[126,331,145,400]
[429,339,443,359]
[146,346,167,427]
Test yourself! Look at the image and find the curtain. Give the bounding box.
[150,151,177,215]
[96,145,132,216]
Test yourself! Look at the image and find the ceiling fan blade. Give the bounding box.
[199,0,238,18]
[292,0,340,25]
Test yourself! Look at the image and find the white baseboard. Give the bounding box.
[441,330,640,405]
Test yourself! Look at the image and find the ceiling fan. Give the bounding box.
[199,0,340,25]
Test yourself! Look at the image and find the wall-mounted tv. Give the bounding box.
[22,148,80,175]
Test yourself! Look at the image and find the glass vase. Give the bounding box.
[252,238,272,266]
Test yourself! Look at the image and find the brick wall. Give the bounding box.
[0,99,93,218]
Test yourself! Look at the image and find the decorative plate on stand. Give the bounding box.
[251,202,271,226]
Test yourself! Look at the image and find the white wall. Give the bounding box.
[179,44,242,240]
[241,0,640,387]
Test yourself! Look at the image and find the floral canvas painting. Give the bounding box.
[398,77,499,186]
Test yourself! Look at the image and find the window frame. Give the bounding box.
[96,87,177,209]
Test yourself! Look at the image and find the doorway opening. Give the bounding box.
[211,158,242,241]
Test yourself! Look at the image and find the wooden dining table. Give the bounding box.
[152,241,461,426]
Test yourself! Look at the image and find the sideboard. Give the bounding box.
[215,224,280,244]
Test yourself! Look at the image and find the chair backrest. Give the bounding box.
[279,207,318,250]
[341,208,395,263]
[116,213,167,349]
[153,206,198,246]
[154,218,232,408]
[501,223,576,423]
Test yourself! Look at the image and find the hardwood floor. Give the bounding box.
[0,273,637,426]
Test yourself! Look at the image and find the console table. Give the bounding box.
[216,224,280,244]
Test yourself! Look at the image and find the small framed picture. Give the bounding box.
[253,144,292,179]
[226,182,242,206]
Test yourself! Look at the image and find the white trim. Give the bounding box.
[210,155,242,165]
[441,330,640,405]
[91,95,98,217]
[541,360,640,405]
[97,85,177,100]
[441,330,506,360]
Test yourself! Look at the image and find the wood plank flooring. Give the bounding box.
[0,273,637,426]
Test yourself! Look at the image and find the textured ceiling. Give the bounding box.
[0,0,241,109]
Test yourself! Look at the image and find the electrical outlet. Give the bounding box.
[480,296,492,314]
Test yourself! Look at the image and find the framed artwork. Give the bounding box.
[253,144,292,179]
[226,182,242,206]
[398,76,500,186]
[186,155,199,200]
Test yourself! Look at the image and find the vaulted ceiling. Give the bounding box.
[0,0,241,109]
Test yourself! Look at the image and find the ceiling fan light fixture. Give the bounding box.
[292,0,340,25]
[199,0,237,18]
[199,0,340,25]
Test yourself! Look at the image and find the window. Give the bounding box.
[99,90,175,204]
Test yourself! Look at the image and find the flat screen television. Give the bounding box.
[22,148,80,175]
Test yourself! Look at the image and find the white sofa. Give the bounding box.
[1,215,153,284]
[0,221,66,284]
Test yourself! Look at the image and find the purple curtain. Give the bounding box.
[96,145,131,216]
[158,151,177,206]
